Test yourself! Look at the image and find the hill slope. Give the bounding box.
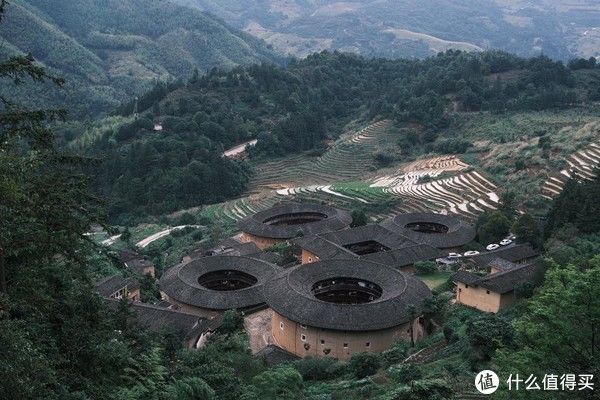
[175,0,600,60]
[75,50,600,223]
[0,0,280,116]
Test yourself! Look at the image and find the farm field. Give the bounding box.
[118,109,600,259]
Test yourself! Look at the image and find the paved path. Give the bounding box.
[223,139,257,158]
[136,225,200,248]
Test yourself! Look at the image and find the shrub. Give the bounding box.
[348,352,381,379]
[374,152,395,167]
[293,357,342,381]
[388,364,423,384]
[442,326,458,344]
[381,340,411,367]
[414,261,437,275]
[191,229,204,241]
[351,209,368,227]
[433,138,472,154]
[177,212,197,226]
[219,310,244,334]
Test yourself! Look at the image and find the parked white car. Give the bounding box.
[486,244,500,251]
[463,250,480,256]
[448,252,463,258]
[500,239,513,246]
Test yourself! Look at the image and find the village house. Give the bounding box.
[452,261,539,313]
[120,249,156,277]
[467,244,539,268]
[95,275,141,301]
[104,299,220,348]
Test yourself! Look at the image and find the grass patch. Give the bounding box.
[417,271,453,290]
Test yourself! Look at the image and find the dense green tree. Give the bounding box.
[348,352,381,379]
[512,214,542,249]
[415,261,438,275]
[495,257,600,399]
[164,378,215,400]
[219,310,244,335]
[293,357,342,381]
[546,174,600,237]
[476,211,512,244]
[350,209,369,227]
[467,314,514,363]
[246,367,304,400]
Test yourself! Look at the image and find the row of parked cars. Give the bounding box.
[446,235,515,259]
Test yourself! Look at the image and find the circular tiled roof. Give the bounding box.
[263,259,431,331]
[237,202,352,240]
[160,256,281,310]
[381,213,475,249]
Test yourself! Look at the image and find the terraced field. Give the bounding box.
[371,156,499,219]
[193,125,504,227]
[541,142,600,199]
[247,120,395,192]
[199,192,284,225]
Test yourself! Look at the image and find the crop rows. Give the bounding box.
[541,142,600,199]
[370,156,498,219]
[247,120,393,192]
[200,192,283,224]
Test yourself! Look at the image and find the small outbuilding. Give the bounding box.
[467,244,539,268]
[159,256,281,318]
[453,261,538,313]
[120,249,156,277]
[381,213,475,250]
[95,275,140,301]
[104,299,219,348]
[237,202,352,249]
[263,259,432,360]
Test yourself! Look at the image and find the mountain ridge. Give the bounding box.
[0,0,281,117]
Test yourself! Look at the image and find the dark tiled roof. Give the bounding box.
[125,258,154,273]
[469,245,539,267]
[160,256,281,311]
[381,213,475,249]
[294,225,444,268]
[487,257,519,272]
[104,299,217,340]
[453,263,538,294]
[452,270,483,285]
[95,275,139,297]
[362,245,445,267]
[204,242,262,257]
[475,263,538,294]
[293,234,356,260]
[255,345,300,366]
[237,202,352,239]
[263,259,432,331]
[295,225,415,255]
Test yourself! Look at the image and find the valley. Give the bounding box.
[177,0,600,60]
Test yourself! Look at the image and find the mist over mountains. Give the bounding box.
[175,0,600,60]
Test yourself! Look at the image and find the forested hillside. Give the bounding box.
[75,50,600,223]
[0,0,280,117]
[175,0,600,61]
